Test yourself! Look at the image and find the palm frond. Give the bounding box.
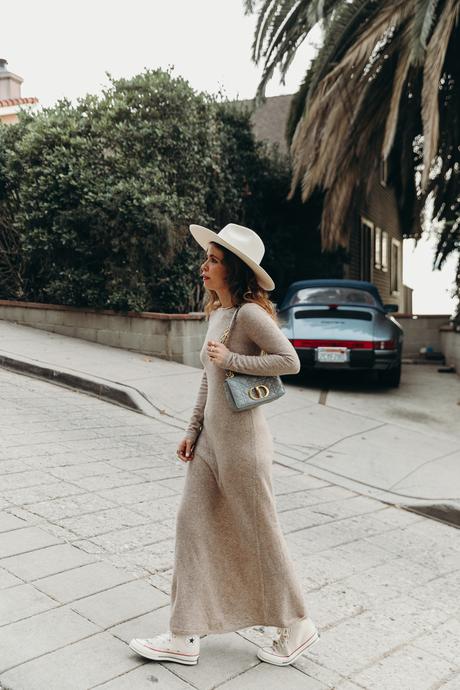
[250,0,338,102]
[391,70,424,238]
[421,0,460,190]
[254,1,292,64]
[411,0,441,64]
[243,0,258,14]
[250,0,460,267]
[427,23,460,261]
[314,0,411,100]
[382,20,413,160]
[253,6,320,104]
[290,5,413,248]
[286,68,314,143]
[265,1,313,74]
[252,0,309,65]
[307,0,378,99]
[251,0,279,64]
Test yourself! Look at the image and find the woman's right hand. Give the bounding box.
[176,437,195,462]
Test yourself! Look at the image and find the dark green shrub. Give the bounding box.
[0,69,343,313]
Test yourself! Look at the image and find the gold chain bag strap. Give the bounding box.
[218,305,285,411]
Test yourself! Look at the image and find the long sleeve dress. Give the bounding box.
[169,302,309,635]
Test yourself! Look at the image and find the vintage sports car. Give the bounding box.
[277,279,403,387]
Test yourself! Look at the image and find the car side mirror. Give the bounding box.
[383,304,399,313]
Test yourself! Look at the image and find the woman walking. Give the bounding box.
[130,223,319,666]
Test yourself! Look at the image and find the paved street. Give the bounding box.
[1,320,459,507]
[0,345,459,688]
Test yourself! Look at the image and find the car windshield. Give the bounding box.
[286,287,378,307]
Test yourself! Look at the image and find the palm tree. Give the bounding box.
[245,0,460,284]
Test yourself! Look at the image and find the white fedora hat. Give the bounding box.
[189,222,275,291]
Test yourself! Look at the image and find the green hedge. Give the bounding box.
[0,68,344,313]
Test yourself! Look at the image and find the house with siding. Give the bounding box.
[240,94,413,313]
[0,59,39,125]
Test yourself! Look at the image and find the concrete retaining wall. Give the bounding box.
[395,314,452,357]
[0,300,208,368]
[440,327,460,374]
[1,300,455,371]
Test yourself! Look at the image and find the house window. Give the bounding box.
[381,231,389,272]
[360,218,373,281]
[390,238,401,294]
[374,226,382,269]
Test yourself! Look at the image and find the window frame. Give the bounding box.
[381,230,389,272]
[390,237,401,295]
[374,226,382,269]
[360,216,374,282]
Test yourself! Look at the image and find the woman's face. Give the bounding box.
[200,243,228,291]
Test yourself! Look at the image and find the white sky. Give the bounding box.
[2,0,457,315]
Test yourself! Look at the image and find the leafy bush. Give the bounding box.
[0,69,214,311]
[0,68,343,313]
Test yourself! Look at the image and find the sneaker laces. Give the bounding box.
[273,626,290,651]
[153,632,171,644]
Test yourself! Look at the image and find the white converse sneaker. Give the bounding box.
[129,631,200,665]
[257,616,320,666]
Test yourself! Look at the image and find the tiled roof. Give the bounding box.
[0,96,39,107]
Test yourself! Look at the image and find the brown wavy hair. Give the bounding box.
[202,242,277,322]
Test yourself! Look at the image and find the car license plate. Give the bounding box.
[317,347,349,363]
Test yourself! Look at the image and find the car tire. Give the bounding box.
[378,364,401,388]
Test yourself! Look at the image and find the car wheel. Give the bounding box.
[378,364,401,388]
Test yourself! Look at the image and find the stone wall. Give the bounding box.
[395,313,452,357]
[0,300,208,368]
[440,327,460,374]
[1,300,455,372]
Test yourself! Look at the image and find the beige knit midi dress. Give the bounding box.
[169,301,308,635]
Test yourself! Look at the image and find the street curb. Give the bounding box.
[0,353,148,414]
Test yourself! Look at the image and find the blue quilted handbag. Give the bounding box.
[219,306,285,411]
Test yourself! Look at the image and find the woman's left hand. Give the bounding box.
[207,340,230,367]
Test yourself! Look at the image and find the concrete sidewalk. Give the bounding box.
[0,321,459,689]
[0,320,459,508]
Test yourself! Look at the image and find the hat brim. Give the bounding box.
[189,224,275,291]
